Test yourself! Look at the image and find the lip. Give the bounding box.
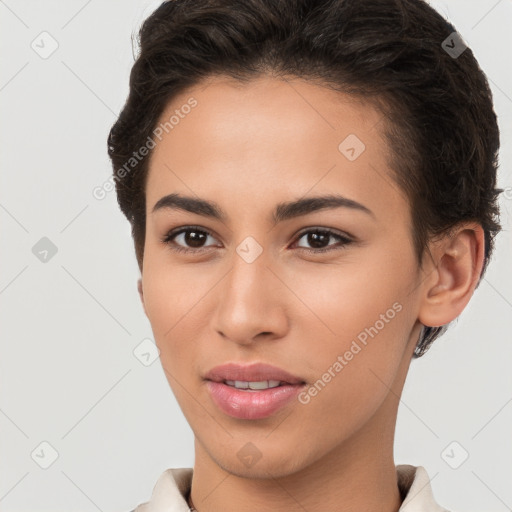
[204,362,305,385]
[204,362,306,420]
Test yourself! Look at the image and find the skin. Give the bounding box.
[137,75,484,512]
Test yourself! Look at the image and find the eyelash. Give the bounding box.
[160,225,353,255]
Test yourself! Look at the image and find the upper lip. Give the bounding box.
[204,362,305,385]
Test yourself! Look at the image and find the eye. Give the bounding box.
[292,228,353,253]
[161,225,353,254]
[161,226,219,254]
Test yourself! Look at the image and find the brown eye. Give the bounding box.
[162,226,218,253]
[293,228,352,253]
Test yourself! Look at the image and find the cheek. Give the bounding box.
[287,252,411,347]
[141,256,218,371]
[141,258,234,427]
[287,253,415,413]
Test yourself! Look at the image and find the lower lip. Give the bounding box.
[206,380,306,420]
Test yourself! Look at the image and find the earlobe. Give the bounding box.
[418,223,485,328]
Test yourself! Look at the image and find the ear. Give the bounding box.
[137,277,147,317]
[418,222,485,328]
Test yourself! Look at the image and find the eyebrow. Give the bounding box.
[151,192,375,223]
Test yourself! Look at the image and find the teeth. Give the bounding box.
[224,380,282,390]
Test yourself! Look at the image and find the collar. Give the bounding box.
[133,464,449,512]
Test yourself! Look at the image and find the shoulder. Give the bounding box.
[128,467,193,512]
[397,464,451,512]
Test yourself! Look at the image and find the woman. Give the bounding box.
[107,0,502,510]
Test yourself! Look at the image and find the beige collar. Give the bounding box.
[133,464,449,512]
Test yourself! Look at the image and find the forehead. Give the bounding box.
[145,75,405,222]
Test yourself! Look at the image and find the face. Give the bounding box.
[140,75,425,477]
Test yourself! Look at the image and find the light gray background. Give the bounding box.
[1,1,511,511]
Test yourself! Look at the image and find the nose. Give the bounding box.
[211,247,289,346]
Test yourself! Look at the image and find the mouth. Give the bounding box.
[221,379,292,390]
[205,380,306,420]
[203,362,307,420]
[203,361,306,386]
